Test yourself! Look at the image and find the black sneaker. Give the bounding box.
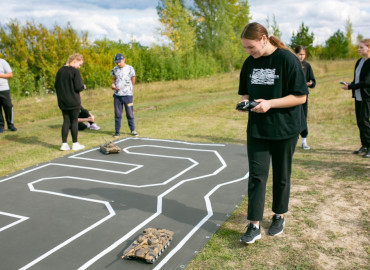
[240,223,261,244]
[9,126,17,131]
[113,132,120,138]
[353,146,367,154]
[268,215,285,236]
[363,149,370,158]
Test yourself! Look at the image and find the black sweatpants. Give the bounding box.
[61,109,80,143]
[246,135,298,221]
[355,100,370,148]
[0,90,14,129]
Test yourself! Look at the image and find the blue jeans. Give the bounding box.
[113,95,135,133]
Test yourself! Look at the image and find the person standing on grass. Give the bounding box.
[0,58,17,133]
[237,22,308,244]
[111,53,137,138]
[295,45,316,150]
[341,39,370,158]
[55,53,86,151]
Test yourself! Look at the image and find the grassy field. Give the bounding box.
[0,59,369,269]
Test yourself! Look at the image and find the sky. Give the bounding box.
[0,0,369,47]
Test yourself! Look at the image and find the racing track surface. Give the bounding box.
[0,137,249,270]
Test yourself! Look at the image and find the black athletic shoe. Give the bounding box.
[9,126,17,131]
[268,215,285,236]
[353,146,367,154]
[363,150,370,158]
[113,132,120,138]
[240,223,261,244]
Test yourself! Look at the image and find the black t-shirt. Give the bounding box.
[238,48,309,140]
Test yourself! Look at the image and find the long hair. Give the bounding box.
[241,22,292,52]
[66,53,84,65]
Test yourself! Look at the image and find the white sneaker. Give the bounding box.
[72,142,85,151]
[60,143,70,151]
[302,142,310,150]
[89,123,100,130]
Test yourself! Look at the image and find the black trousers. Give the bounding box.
[300,100,308,138]
[247,135,298,221]
[355,100,370,148]
[61,109,80,143]
[0,90,14,129]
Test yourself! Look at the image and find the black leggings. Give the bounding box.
[61,109,80,143]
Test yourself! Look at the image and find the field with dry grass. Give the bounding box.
[0,59,368,269]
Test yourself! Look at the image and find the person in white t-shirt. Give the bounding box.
[0,58,17,133]
[110,53,137,137]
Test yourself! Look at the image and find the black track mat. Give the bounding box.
[0,137,249,270]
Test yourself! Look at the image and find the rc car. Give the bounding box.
[121,228,174,264]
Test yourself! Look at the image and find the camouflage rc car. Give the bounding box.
[121,228,174,264]
[99,141,121,155]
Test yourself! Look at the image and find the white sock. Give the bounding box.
[301,137,307,144]
[252,223,259,229]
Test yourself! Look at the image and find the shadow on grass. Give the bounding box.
[187,134,245,145]
[294,147,369,182]
[4,134,57,149]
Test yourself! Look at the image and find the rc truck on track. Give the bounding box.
[121,228,174,264]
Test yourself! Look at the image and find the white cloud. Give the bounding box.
[248,0,370,45]
[1,0,369,47]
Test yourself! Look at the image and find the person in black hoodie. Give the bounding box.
[341,39,370,158]
[55,53,86,151]
[295,45,316,150]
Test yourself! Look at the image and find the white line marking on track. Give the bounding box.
[0,211,29,232]
[0,138,245,270]
[19,177,116,270]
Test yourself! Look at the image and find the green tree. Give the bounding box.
[345,17,357,58]
[192,0,250,70]
[322,30,348,59]
[157,0,196,54]
[290,22,315,57]
[265,14,281,39]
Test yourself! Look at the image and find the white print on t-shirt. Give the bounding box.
[250,69,279,85]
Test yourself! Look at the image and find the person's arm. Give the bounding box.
[252,94,307,113]
[131,76,136,85]
[241,95,249,101]
[0,72,13,79]
[111,75,118,90]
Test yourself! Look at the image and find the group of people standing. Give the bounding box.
[237,22,369,245]
[54,52,138,151]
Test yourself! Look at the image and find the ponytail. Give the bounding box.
[269,36,293,53]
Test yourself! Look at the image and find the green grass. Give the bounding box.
[1,59,369,269]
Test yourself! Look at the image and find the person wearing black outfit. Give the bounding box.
[341,39,370,158]
[55,53,86,151]
[295,45,316,150]
[77,106,100,131]
[0,58,17,133]
[237,22,308,244]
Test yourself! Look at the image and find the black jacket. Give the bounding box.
[348,58,370,101]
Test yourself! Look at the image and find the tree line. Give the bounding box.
[0,0,363,98]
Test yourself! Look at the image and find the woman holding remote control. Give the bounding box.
[340,39,370,158]
[237,22,308,244]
